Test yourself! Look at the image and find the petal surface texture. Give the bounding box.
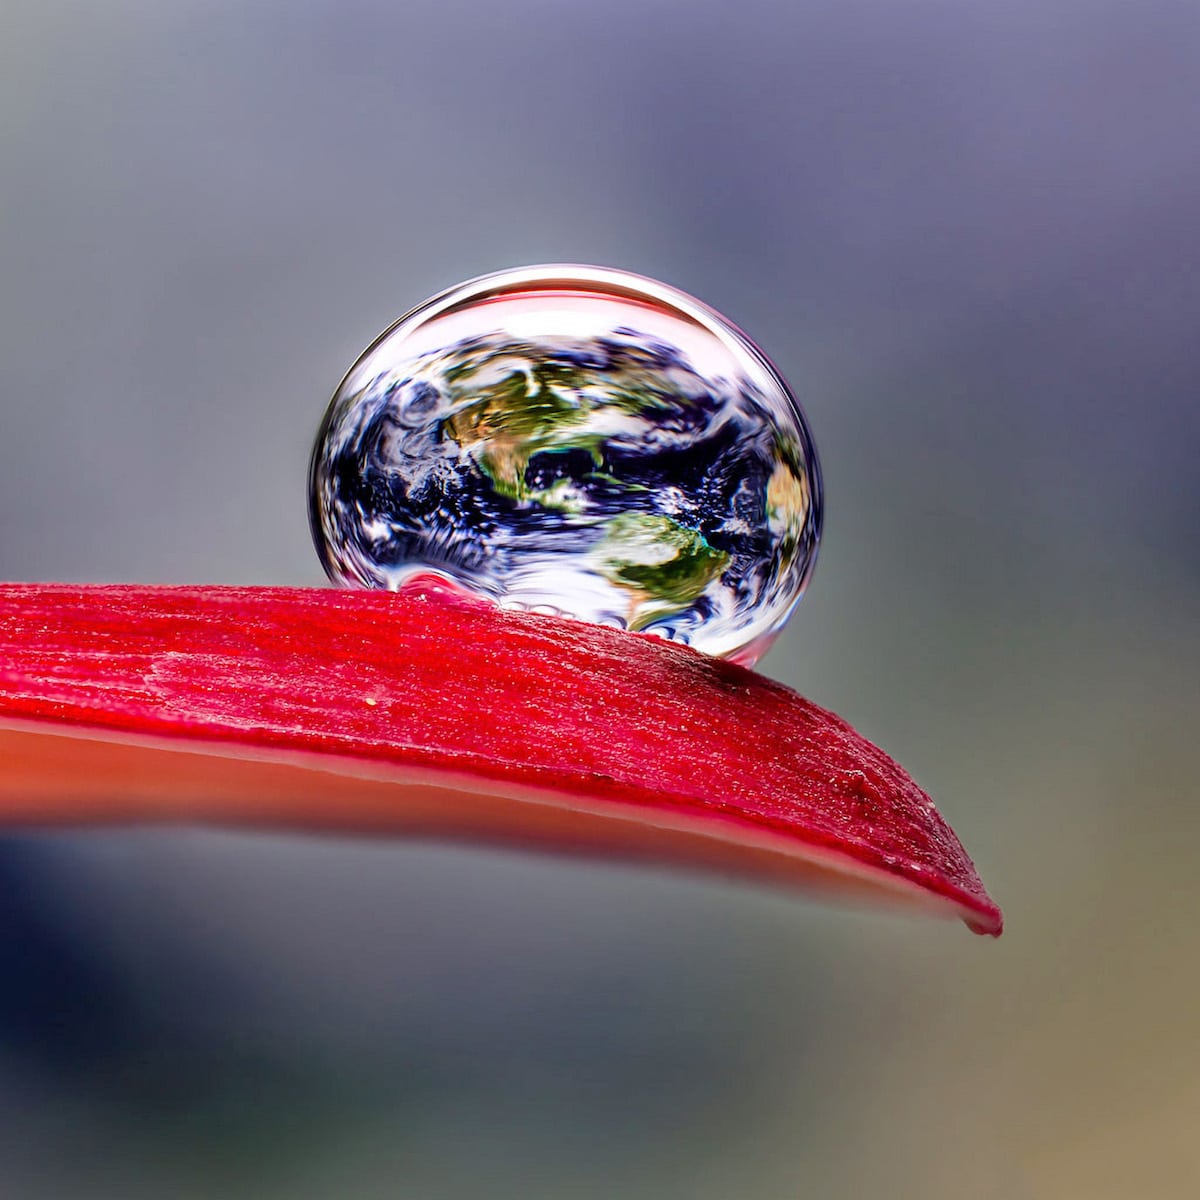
[0,582,1001,935]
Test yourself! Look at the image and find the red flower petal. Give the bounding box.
[0,581,1001,935]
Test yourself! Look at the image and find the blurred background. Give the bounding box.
[1,1,1197,1195]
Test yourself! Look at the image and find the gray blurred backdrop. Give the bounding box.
[1,1,1198,1196]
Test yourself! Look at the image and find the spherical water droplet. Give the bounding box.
[309,265,822,665]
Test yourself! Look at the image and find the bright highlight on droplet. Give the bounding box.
[309,265,822,665]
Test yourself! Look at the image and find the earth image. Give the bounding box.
[309,268,822,664]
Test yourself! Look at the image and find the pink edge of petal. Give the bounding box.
[0,582,1002,936]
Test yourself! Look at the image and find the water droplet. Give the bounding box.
[309,265,822,665]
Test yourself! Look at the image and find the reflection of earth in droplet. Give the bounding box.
[309,266,822,664]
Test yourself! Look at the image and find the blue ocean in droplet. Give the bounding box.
[309,266,822,665]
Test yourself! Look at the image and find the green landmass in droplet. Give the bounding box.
[444,364,614,501]
[440,348,677,504]
[765,435,810,575]
[526,476,585,513]
[594,512,729,629]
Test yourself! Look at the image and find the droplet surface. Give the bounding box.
[309,265,822,664]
